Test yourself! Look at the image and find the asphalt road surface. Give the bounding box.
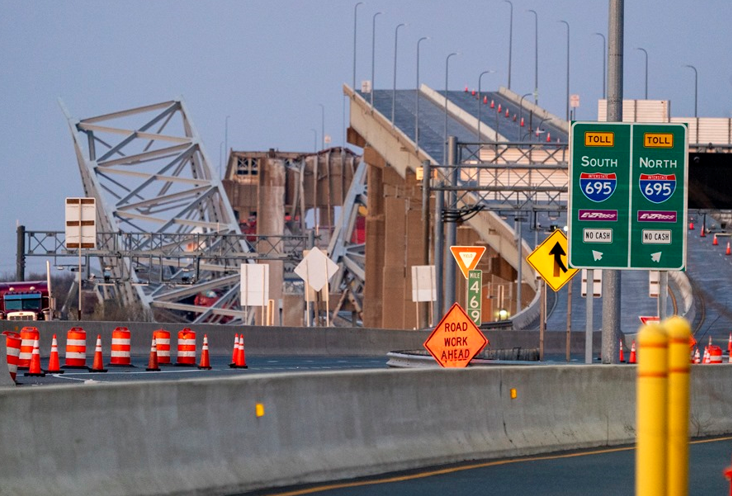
[244,437,732,496]
[13,355,388,386]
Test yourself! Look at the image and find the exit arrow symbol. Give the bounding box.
[549,242,568,277]
[651,252,662,263]
[592,250,603,261]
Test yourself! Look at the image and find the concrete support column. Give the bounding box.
[363,146,385,328]
[257,157,286,325]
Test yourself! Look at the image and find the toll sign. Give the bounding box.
[423,303,489,368]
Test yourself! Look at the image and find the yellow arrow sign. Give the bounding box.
[526,230,579,292]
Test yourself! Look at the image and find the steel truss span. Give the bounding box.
[60,99,253,323]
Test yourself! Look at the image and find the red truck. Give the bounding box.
[0,281,51,321]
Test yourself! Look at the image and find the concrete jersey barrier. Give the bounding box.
[2,365,732,495]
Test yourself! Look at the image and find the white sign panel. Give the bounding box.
[240,263,270,307]
[581,269,602,298]
[65,197,97,249]
[294,247,339,292]
[411,265,436,302]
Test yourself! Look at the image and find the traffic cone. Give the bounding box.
[505,108,510,117]
[713,234,719,245]
[46,334,64,374]
[229,333,239,366]
[146,338,161,372]
[471,89,476,96]
[628,340,637,364]
[689,221,694,230]
[619,339,625,363]
[700,225,706,237]
[520,117,525,127]
[239,336,248,368]
[490,99,495,109]
[546,132,551,142]
[24,338,45,377]
[198,334,212,370]
[694,347,701,364]
[726,242,731,256]
[89,335,108,372]
[464,85,468,92]
[497,103,502,113]
[703,346,710,364]
[483,95,488,104]
[728,333,731,353]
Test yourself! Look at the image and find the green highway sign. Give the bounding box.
[568,122,688,270]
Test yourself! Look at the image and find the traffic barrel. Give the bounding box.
[63,327,87,369]
[3,331,21,382]
[18,327,39,369]
[175,328,196,366]
[708,345,723,364]
[24,338,45,377]
[46,334,64,374]
[153,329,171,365]
[109,327,132,366]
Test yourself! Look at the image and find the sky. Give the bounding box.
[1,0,730,275]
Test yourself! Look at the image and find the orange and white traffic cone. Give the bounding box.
[239,335,248,368]
[726,242,731,256]
[619,339,625,363]
[198,334,212,370]
[703,346,710,364]
[689,221,694,230]
[628,340,637,364]
[700,225,706,237]
[24,338,46,377]
[88,335,108,372]
[229,333,239,367]
[713,234,719,245]
[46,334,64,374]
[694,347,701,364]
[146,338,161,372]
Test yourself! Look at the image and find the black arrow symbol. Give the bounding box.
[549,242,568,277]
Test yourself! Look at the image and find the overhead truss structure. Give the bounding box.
[61,99,254,323]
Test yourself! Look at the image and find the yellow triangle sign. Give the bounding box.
[450,246,486,279]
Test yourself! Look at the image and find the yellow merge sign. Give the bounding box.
[526,230,579,292]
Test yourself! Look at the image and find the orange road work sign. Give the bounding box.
[424,303,489,367]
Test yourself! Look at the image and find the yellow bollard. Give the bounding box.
[665,316,691,496]
[636,323,668,496]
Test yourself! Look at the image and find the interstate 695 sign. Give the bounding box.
[568,122,687,271]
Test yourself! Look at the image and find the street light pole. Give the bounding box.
[519,92,532,138]
[352,2,363,90]
[444,52,458,160]
[636,47,648,99]
[224,115,230,180]
[392,23,406,127]
[370,11,383,110]
[558,20,570,122]
[683,64,698,117]
[504,0,513,90]
[594,33,606,99]
[477,70,496,142]
[415,36,429,153]
[527,9,539,104]
[318,104,325,151]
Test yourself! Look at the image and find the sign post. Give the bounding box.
[65,197,96,320]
